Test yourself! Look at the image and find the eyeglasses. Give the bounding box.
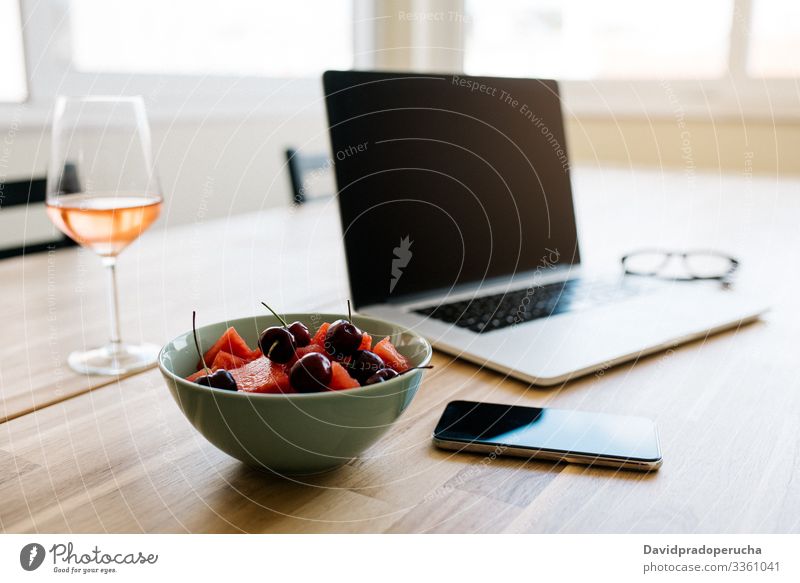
[621,249,739,284]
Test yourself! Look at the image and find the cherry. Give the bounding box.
[364,365,434,386]
[258,326,296,364]
[290,352,333,393]
[197,369,238,391]
[259,302,301,364]
[324,300,363,359]
[347,350,385,383]
[364,368,399,385]
[287,321,311,347]
[191,310,238,391]
[324,319,362,358]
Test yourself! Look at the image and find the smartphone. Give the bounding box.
[433,400,662,471]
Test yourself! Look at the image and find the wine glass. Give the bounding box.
[46,96,163,375]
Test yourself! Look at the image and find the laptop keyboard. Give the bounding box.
[413,278,646,333]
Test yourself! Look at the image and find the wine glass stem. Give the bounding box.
[102,256,123,354]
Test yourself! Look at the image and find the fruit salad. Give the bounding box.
[186,304,421,394]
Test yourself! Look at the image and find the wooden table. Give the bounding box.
[2,168,799,533]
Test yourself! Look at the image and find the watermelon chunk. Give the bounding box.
[296,343,326,359]
[230,356,293,394]
[200,327,260,368]
[285,343,326,368]
[311,322,330,346]
[186,368,208,382]
[329,362,360,390]
[373,337,410,373]
[357,332,373,351]
[186,350,245,383]
[211,350,248,371]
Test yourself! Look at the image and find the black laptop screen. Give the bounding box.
[322,71,580,308]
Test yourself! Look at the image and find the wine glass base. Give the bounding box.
[68,343,160,376]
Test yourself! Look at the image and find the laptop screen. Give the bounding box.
[323,71,580,308]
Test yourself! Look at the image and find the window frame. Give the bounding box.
[0,0,28,103]
[444,0,800,120]
[4,0,356,126]
[2,0,799,127]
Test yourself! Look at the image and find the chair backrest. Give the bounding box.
[0,176,76,259]
[285,148,336,204]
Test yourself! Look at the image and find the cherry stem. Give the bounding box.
[192,311,211,376]
[261,301,289,328]
[347,299,353,323]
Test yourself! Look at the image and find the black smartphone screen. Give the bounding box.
[434,401,661,461]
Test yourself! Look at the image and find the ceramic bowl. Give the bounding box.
[159,313,432,475]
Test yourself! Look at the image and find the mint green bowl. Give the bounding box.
[158,313,432,475]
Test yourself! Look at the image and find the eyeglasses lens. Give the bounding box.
[624,252,669,275]
[684,253,733,278]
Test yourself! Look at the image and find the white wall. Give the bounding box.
[1,110,332,231]
[151,112,331,226]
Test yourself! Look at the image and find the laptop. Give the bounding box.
[322,70,766,386]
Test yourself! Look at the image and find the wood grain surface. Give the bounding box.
[1,168,799,533]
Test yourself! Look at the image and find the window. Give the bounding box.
[748,0,800,77]
[456,0,800,117]
[3,0,798,119]
[70,0,352,77]
[464,0,734,80]
[0,0,27,102]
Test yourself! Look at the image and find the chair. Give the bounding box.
[285,148,336,204]
[0,173,77,259]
